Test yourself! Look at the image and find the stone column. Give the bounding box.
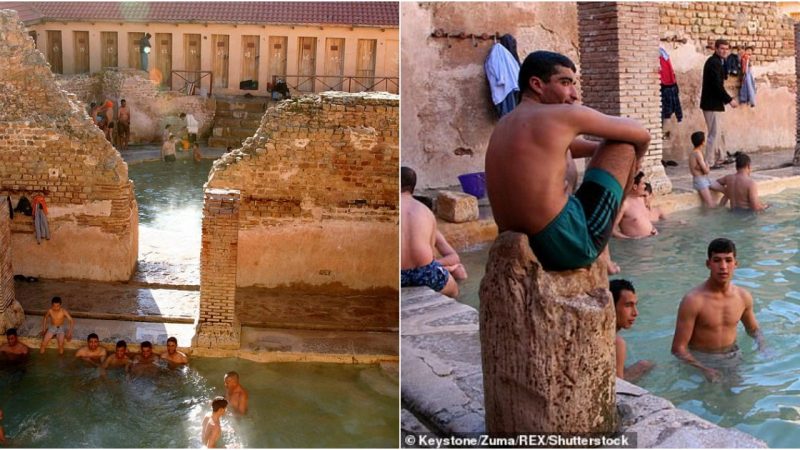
[194,188,241,349]
[479,232,616,433]
[0,198,24,333]
[794,22,800,166]
[578,2,672,194]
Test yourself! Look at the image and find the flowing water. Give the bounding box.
[0,354,398,447]
[458,189,800,447]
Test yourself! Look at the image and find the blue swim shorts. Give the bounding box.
[528,168,624,271]
[401,260,450,292]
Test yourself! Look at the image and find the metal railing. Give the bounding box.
[272,75,398,94]
[170,70,214,96]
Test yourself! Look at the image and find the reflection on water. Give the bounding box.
[128,159,214,285]
[458,189,800,447]
[0,353,398,448]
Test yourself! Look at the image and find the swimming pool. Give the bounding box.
[128,158,212,285]
[0,353,398,447]
[459,188,800,447]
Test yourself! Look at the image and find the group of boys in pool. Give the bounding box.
[401,50,767,383]
[0,296,249,447]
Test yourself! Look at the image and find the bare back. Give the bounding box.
[680,283,751,352]
[400,194,436,270]
[486,103,575,235]
[721,173,756,210]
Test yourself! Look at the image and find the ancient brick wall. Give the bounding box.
[207,92,399,291]
[0,10,137,281]
[658,2,796,160]
[579,3,671,193]
[195,189,240,349]
[56,69,215,144]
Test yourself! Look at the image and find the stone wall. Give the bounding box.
[206,92,399,292]
[56,69,215,144]
[579,2,671,193]
[659,2,796,160]
[401,2,580,189]
[195,189,241,349]
[0,197,24,333]
[0,10,137,281]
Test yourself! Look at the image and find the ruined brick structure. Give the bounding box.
[195,189,241,349]
[0,194,25,333]
[0,10,137,281]
[56,69,215,144]
[195,92,398,347]
[578,2,671,193]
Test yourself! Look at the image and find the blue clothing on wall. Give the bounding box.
[740,70,756,107]
[494,91,517,117]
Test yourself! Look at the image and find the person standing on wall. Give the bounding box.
[700,39,738,169]
[117,99,131,151]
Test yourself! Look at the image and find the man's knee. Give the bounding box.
[440,276,459,298]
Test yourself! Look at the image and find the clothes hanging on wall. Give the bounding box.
[499,34,520,64]
[32,195,50,244]
[659,47,683,122]
[484,43,520,118]
[740,68,756,107]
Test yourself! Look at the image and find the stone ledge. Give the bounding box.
[401,286,767,447]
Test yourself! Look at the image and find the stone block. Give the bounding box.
[479,231,615,434]
[435,190,478,223]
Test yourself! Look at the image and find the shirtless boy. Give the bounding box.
[485,51,650,271]
[716,152,769,212]
[102,340,132,373]
[201,396,228,448]
[688,131,720,208]
[0,328,29,359]
[117,99,131,150]
[401,167,458,297]
[611,279,655,382]
[671,238,765,382]
[224,371,249,415]
[130,341,161,376]
[40,296,74,354]
[643,183,666,222]
[613,172,658,239]
[161,336,188,365]
[75,333,107,366]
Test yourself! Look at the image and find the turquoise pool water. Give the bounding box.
[458,189,800,447]
[128,158,213,284]
[0,354,398,447]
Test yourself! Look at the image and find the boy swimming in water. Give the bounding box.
[40,296,74,355]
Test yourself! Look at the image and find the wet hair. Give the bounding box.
[116,340,127,349]
[5,328,17,337]
[401,166,416,194]
[90,102,97,108]
[707,238,736,259]
[691,131,705,148]
[633,171,645,186]
[735,152,751,170]
[141,341,152,349]
[179,113,186,119]
[715,39,730,49]
[519,51,577,94]
[167,337,178,345]
[225,371,240,381]
[212,396,228,412]
[51,296,62,305]
[609,279,635,305]
[644,182,653,195]
[87,333,99,341]
[120,99,126,104]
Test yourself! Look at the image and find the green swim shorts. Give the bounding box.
[529,168,624,271]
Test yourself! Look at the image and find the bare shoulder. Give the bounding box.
[734,284,754,303]
[679,286,706,311]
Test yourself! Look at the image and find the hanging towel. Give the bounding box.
[740,70,756,107]
[32,195,50,244]
[499,34,520,64]
[659,48,682,122]
[484,43,520,118]
[659,48,677,86]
